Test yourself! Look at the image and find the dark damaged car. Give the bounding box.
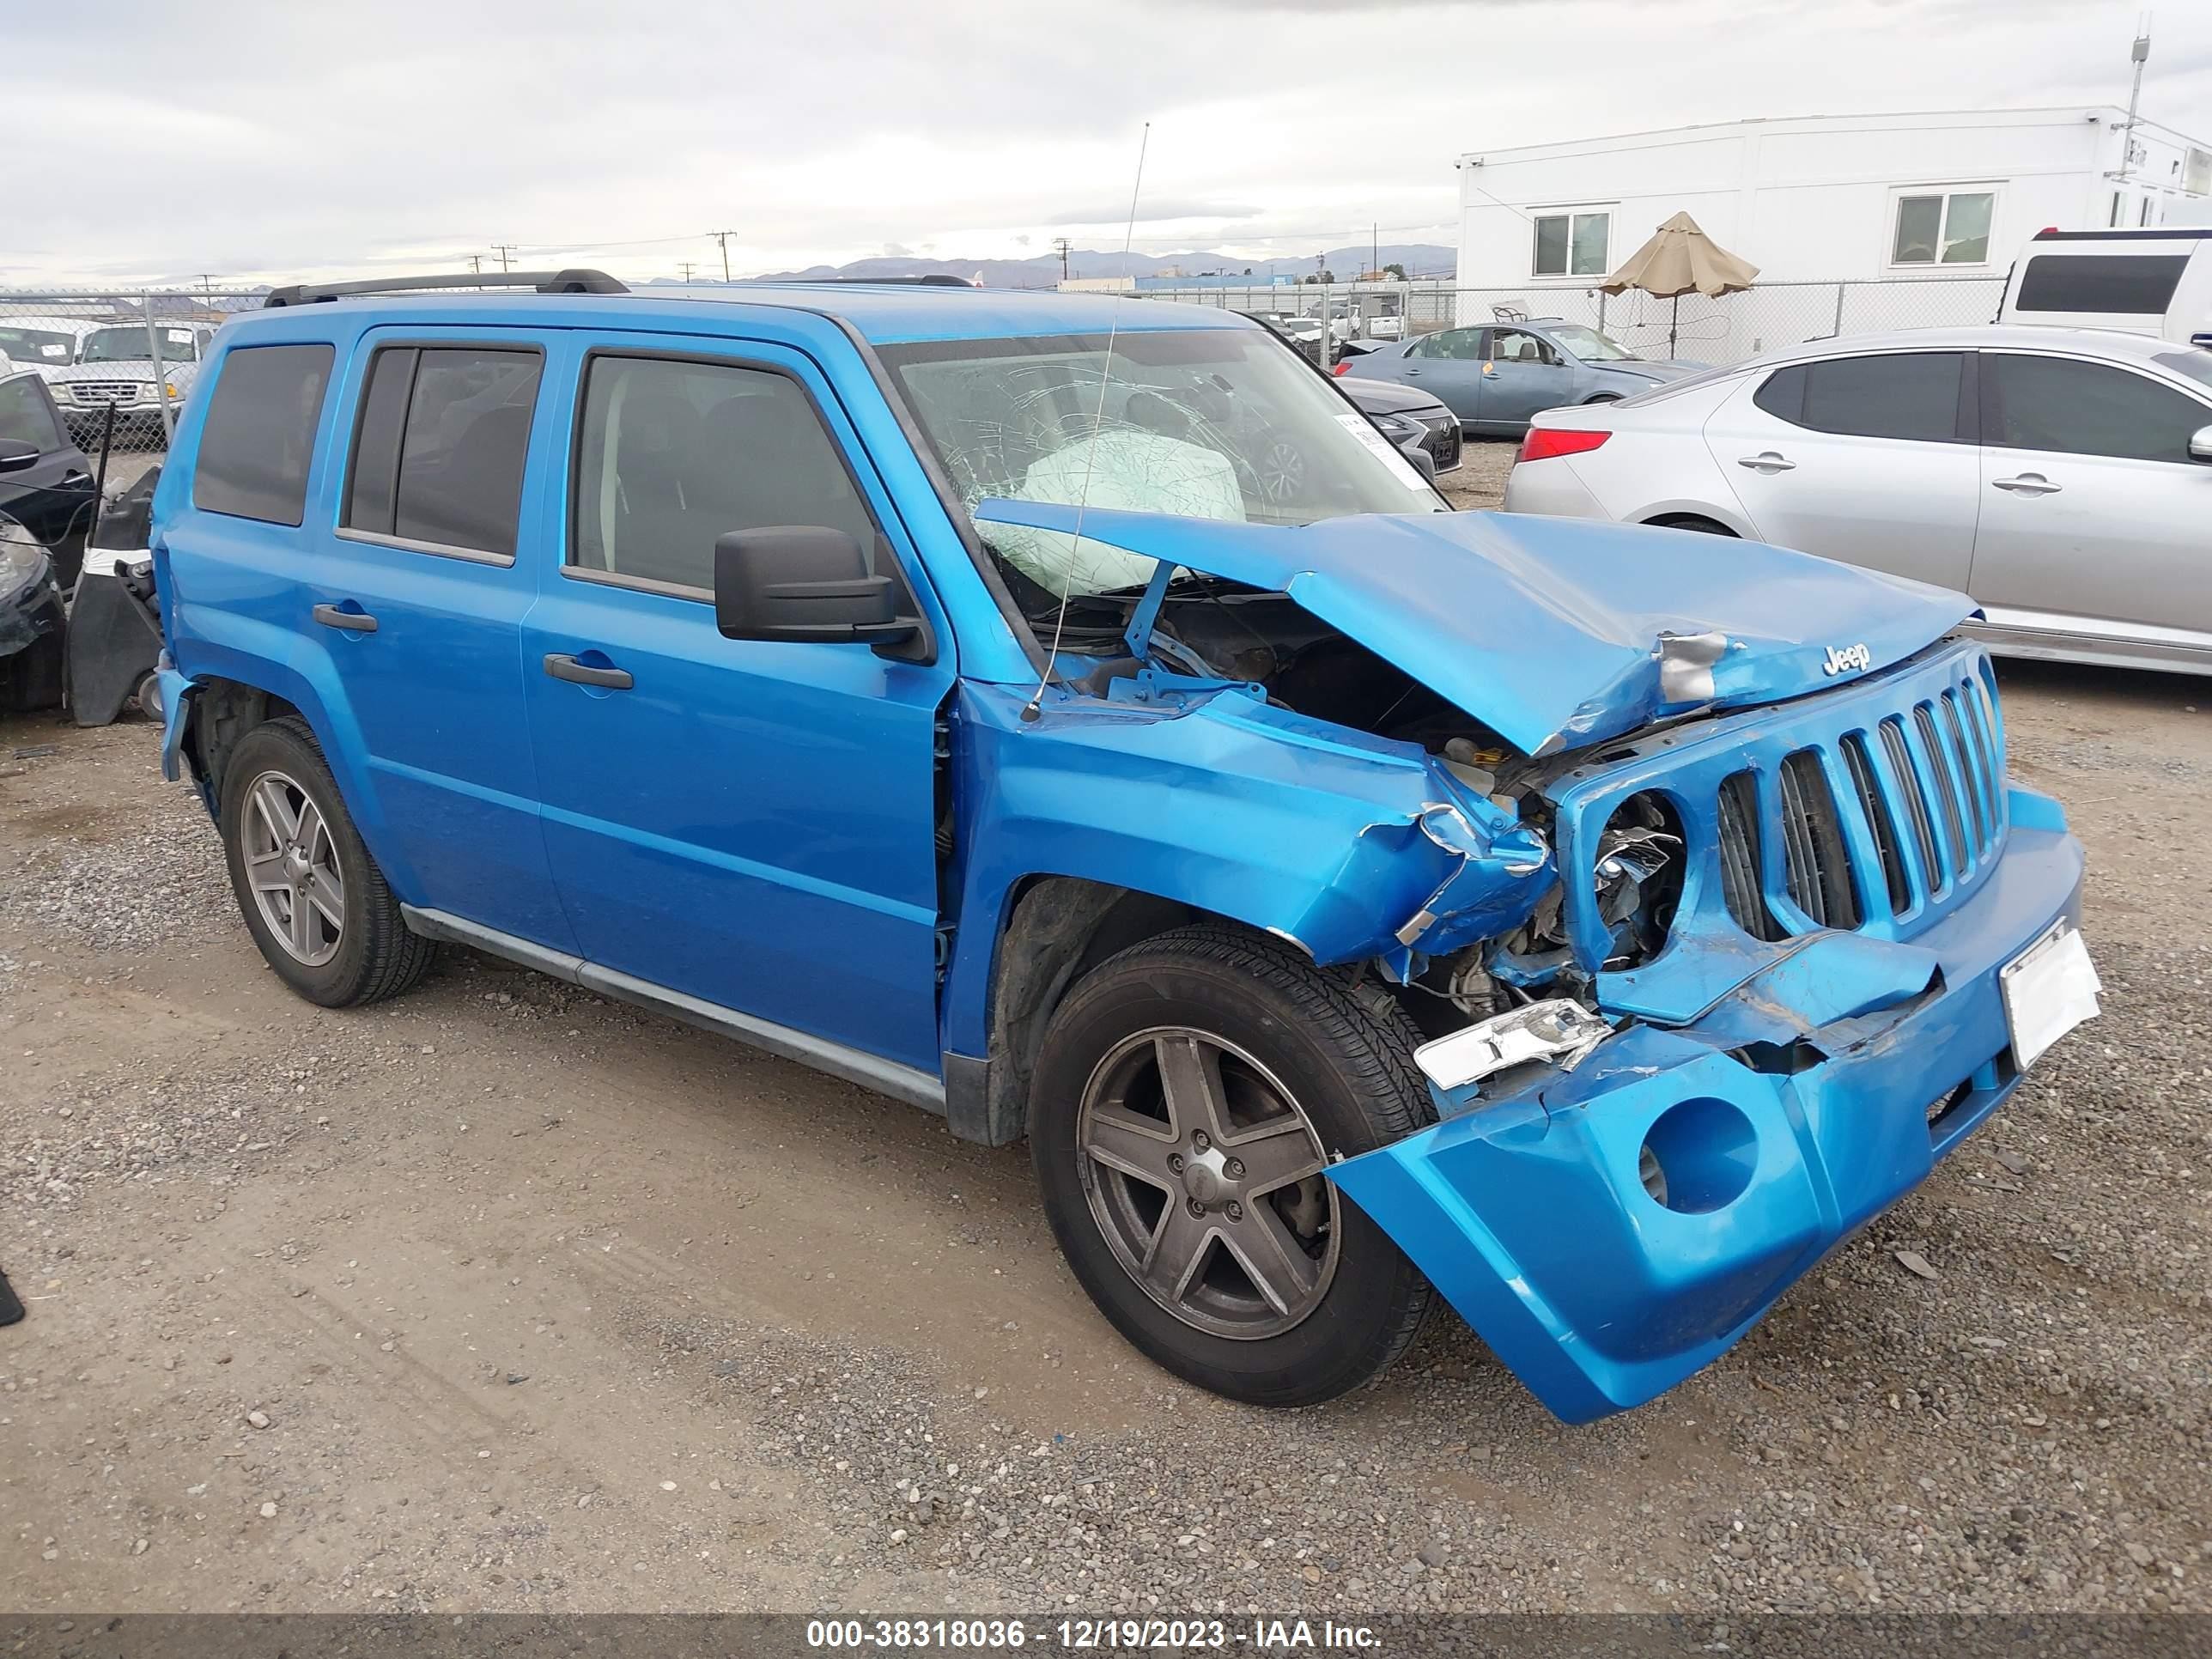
[147,275,2100,1421]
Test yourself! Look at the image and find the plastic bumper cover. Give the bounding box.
[1327,799,2087,1423]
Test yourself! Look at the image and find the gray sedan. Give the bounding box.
[1348,319,1705,434]
[1501,325,2212,677]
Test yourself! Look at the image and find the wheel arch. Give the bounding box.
[1639,510,1743,537]
[945,874,1262,1149]
[172,669,412,898]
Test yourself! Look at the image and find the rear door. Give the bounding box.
[519,333,956,1074]
[1698,349,1980,588]
[306,327,578,950]
[1476,327,1579,429]
[1969,349,2212,656]
[1393,327,1487,425]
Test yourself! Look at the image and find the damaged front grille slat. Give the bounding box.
[1914,702,1970,878]
[1940,690,1989,855]
[1841,733,1910,916]
[1879,715,1943,897]
[1716,770,1784,941]
[1777,750,1860,930]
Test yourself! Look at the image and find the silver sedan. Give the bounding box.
[1501,325,2212,676]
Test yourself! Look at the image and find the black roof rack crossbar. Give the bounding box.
[264,269,628,307]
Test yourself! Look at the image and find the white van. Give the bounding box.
[1999,229,2212,347]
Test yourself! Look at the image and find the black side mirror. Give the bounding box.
[714,526,925,654]
[0,438,39,475]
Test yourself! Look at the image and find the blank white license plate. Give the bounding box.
[2000,923,2101,1071]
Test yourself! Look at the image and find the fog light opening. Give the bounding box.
[1639,1097,1758,1214]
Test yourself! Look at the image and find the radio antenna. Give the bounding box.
[1021,119,1151,723]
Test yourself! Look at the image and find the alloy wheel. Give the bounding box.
[1075,1027,1338,1340]
[240,769,344,967]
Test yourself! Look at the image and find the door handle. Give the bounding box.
[1402,367,1421,376]
[311,602,378,633]
[1991,473,2062,495]
[1736,452,1796,473]
[543,652,634,690]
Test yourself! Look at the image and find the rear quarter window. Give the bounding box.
[2014,253,2190,315]
[192,343,336,526]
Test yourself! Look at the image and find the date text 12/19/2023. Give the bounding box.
[804,1617,1384,1650]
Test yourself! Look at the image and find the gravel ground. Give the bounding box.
[3,611,2209,1618]
[1436,436,1516,514]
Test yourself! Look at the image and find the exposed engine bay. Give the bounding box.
[1011,573,1690,1038]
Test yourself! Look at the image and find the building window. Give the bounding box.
[1533,210,1610,277]
[2110,191,2125,228]
[1890,190,1995,266]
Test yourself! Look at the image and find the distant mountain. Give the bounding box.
[743,243,1455,288]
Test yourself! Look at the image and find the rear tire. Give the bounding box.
[217,717,433,1008]
[1030,926,1435,1406]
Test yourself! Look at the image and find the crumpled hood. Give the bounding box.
[974,501,1976,756]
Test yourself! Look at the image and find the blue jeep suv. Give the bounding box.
[148,270,2099,1423]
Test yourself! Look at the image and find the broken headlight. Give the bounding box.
[1594,791,1684,969]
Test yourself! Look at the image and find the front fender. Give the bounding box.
[939,679,1553,1059]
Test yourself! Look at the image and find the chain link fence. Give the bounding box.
[1135,275,2008,368]
[0,289,267,493]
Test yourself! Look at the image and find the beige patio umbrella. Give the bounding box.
[1599,211,1759,356]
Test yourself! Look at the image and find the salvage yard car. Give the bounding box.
[1502,325,2212,676]
[1349,318,1705,434]
[148,273,2099,1422]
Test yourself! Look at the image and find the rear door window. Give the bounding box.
[1753,352,1966,443]
[570,354,878,593]
[342,345,542,557]
[192,343,335,526]
[2014,253,2189,315]
[1984,353,2211,464]
[1414,328,1483,361]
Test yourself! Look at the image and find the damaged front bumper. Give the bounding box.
[1327,793,2087,1424]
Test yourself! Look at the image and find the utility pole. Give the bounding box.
[490,243,519,273]
[1371,222,1378,279]
[2118,21,2152,184]
[708,230,739,283]
[1053,236,1072,281]
[466,253,483,275]
[678,260,696,283]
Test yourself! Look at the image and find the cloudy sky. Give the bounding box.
[7,0,2208,287]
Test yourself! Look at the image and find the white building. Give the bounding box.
[1457,107,2211,290]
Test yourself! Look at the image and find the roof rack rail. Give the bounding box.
[263,269,628,307]
[771,274,980,288]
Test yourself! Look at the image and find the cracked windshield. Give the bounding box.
[883,325,1443,603]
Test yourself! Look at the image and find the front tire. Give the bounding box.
[217,717,433,1008]
[1030,926,1435,1406]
